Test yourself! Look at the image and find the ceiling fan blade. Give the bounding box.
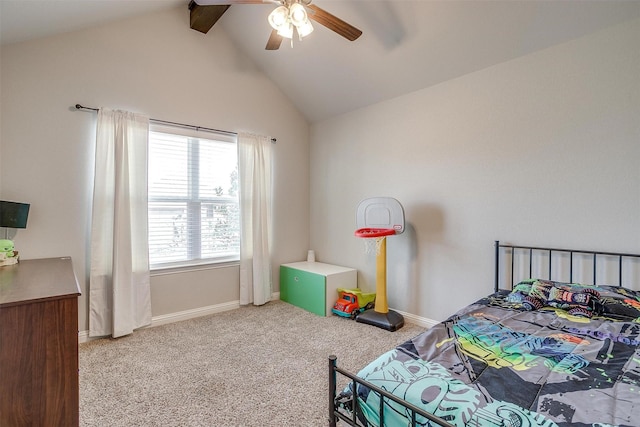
[189,1,231,34]
[307,4,362,41]
[265,29,283,50]
[194,0,270,4]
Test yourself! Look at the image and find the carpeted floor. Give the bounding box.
[79,300,425,426]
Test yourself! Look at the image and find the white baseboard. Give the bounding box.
[395,309,439,329]
[79,292,282,344]
[79,300,240,343]
[78,293,436,343]
[153,300,240,327]
[78,330,91,343]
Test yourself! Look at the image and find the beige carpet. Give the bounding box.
[79,300,425,426]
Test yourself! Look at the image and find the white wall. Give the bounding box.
[310,18,640,321]
[0,6,311,332]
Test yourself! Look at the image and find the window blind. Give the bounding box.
[148,125,239,268]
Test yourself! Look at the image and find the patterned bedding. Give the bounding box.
[348,280,640,427]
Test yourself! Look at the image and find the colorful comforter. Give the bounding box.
[350,281,640,427]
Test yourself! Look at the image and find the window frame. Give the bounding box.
[147,124,239,271]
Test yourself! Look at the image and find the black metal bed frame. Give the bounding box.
[329,240,640,427]
[494,240,640,292]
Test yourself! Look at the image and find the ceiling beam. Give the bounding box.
[189,1,231,34]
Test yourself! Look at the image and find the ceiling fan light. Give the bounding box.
[296,20,314,39]
[268,6,289,31]
[277,22,294,39]
[289,3,308,27]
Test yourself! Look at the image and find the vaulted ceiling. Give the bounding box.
[2,0,639,123]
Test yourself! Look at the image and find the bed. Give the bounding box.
[329,241,640,427]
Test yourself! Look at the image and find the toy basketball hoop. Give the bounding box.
[355,197,405,256]
[353,197,405,332]
[355,228,396,256]
[354,228,396,238]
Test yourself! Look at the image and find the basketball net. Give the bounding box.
[363,236,386,256]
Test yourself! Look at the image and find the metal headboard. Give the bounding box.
[494,240,640,292]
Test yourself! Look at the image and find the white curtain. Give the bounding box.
[89,108,152,338]
[238,132,273,306]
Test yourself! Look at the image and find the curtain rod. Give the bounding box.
[74,104,276,143]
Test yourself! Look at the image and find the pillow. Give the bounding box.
[597,284,640,300]
[521,280,600,318]
[596,286,640,321]
[509,279,640,321]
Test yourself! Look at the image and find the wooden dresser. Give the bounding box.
[0,257,81,426]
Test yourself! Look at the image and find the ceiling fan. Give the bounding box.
[189,0,362,50]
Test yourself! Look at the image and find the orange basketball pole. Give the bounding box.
[374,237,389,313]
[356,232,403,331]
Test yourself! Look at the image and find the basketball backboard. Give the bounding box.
[355,197,405,234]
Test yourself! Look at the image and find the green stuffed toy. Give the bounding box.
[0,239,18,265]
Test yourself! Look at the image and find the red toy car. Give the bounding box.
[332,288,376,319]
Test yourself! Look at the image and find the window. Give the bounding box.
[148,126,239,268]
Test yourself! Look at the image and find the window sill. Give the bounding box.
[150,260,240,276]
